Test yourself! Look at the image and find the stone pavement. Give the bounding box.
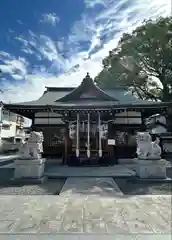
[0,234,171,239]
[0,194,171,234]
[0,177,171,236]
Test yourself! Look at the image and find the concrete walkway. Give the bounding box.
[60,177,123,197]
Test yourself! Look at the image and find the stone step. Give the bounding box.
[45,165,136,178]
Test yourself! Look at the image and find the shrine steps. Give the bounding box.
[44,165,136,178]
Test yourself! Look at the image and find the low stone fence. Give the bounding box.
[0,142,20,153]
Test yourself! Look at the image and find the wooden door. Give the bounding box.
[34,126,65,157]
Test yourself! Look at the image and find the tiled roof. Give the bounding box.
[4,73,167,109]
[6,87,154,107]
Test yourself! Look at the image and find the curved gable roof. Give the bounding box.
[56,73,118,102]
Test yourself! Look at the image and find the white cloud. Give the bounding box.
[0,51,12,58]
[1,0,171,121]
[15,32,66,71]
[40,13,60,26]
[84,0,108,8]
[0,56,28,77]
[0,65,14,74]
[38,35,63,63]
[16,20,23,24]
[69,15,96,43]
[11,74,23,80]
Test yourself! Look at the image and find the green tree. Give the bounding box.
[95,17,172,101]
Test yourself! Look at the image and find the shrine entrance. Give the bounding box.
[71,122,108,162]
[68,111,110,165]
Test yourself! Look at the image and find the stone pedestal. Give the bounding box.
[133,159,168,179]
[14,158,46,182]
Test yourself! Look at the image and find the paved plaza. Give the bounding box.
[0,160,171,237]
[0,177,171,236]
[0,194,171,235]
[0,234,171,240]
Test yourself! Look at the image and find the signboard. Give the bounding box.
[108,139,116,145]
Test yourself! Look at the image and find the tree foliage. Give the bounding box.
[95,17,172,101]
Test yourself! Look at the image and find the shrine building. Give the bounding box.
[4,73,171,165]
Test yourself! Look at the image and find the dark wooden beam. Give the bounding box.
[107,122,117,164]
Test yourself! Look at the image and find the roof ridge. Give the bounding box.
[45,86,75,91]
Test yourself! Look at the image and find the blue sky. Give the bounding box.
[0,0,170,105]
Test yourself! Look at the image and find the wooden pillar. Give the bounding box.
[31,113,35,130]
[98,112,102,157]
[64,122,68,165]
[87,112,90,158]
[140,109,146,131]
[76,112,80,157]
[108,122,117,163]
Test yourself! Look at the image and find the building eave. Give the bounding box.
[4,101,171,109]
[3,100,171,119]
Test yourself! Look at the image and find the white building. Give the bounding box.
[0,103,25,152]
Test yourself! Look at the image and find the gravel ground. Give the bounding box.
[0,164,66,195]
[114,178,172,195]
[114,167,172,195]
[0,178,66,195]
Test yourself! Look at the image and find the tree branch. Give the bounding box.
[133,83,160,101]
